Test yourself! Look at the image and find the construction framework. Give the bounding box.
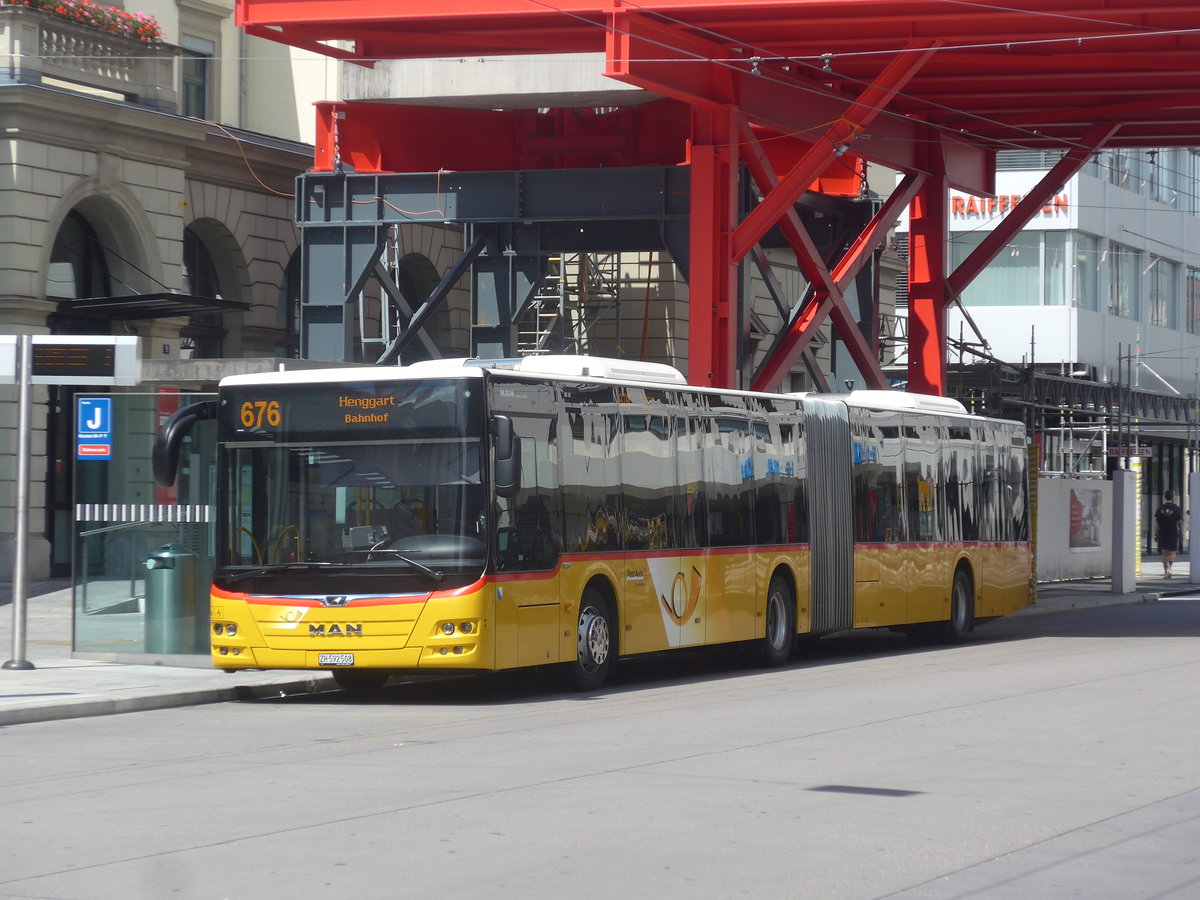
[237,0,1200,395]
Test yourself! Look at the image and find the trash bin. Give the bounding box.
[144,544,197,654]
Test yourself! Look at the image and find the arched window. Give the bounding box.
[182,226,224,358]
[47,210,111,300]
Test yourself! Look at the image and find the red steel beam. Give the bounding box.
[606,10,992,195]
[608,11,940,389]
[906,167,949,397]
[606,11,946,390]
[687,106,740,388]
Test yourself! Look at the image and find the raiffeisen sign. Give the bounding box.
[898,170,1080,233]
[946,171,1078,232]
[950,191,1068,220]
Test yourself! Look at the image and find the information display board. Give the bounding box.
[0,335,140,385]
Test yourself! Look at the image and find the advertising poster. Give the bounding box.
[1069,488,1103,550]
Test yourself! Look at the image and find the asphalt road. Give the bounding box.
[2,598,1199,900]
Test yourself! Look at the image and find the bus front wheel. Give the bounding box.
[761,573,795,667]
[567,587,614,691]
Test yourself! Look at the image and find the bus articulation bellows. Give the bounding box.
[153,355,1032,692]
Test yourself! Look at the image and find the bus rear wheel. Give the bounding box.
[566,587,614,691]
[938,568,974,643]
[760,573,795,667]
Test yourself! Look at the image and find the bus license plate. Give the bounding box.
[319,653,354,666]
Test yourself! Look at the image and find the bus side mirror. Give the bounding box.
[153,400,217,487]
[491,414,522,499]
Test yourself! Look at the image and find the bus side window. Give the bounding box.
[704,415,752,547]
[561,395,622,554]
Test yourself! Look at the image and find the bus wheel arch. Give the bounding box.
[761,567,796,667]
[566,577,617,691]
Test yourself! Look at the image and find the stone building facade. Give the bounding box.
[0,4,322,580]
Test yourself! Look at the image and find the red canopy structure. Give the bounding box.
[238,0,1200,394]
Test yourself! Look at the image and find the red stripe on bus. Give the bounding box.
[854,541,1029,550]
[214,575,490,607]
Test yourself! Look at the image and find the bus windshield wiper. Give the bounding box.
[351,548,445,582]
[223,561,341,585]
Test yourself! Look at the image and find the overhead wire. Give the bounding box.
[521,0,1057,155]
[511,0,1200,341]
[926,0,1188,33]
[602,0,1200,159]
[189,2,1200,235]
[181,8,1200,290]
[51,2,1198,164]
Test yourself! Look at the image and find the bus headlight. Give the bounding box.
[441,622,456,635]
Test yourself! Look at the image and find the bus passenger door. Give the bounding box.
[702,412,756,644]
[866,412,909,627]
[672,416,707,648]
[622,404,688,653]
[905,417,948,624]
[489,385,562,669]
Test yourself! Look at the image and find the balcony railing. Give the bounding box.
[0,5,175,111]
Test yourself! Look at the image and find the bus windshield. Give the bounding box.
[216,378,486,593]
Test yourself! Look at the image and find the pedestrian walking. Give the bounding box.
[1154,490,1184,578]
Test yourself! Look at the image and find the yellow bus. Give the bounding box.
[153,355,1032,691]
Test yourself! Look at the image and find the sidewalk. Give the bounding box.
[1,562,1195,726]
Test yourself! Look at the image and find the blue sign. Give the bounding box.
[76,396,113,460]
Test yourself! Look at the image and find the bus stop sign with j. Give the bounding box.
[77,396,113,460]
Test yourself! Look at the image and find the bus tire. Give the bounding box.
[566,586,615,691]
[761,572,795,667]
[938,567,974,643]
[332,669,390,693]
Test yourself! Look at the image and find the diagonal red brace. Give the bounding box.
[751,173,926,392]
[948,122,1121,297]
[733,42,938,262]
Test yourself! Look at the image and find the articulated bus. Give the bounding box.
[153,355,1032,692]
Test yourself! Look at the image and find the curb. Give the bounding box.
[0,676,338,727]
[3,587,1193,727]
[1021,591,1162,616]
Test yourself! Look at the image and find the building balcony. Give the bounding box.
[0,4,175,111]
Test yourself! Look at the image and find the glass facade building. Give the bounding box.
[899,148,1200,393]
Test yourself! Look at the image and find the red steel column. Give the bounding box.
[907,171,949,396]
[688,106,739,388]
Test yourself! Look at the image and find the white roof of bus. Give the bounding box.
[218,363,485,388]
[218,355,687,388]
[842,390,968,415]
[219,358,999,423]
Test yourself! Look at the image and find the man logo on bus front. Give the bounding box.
[321,595,351,607]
